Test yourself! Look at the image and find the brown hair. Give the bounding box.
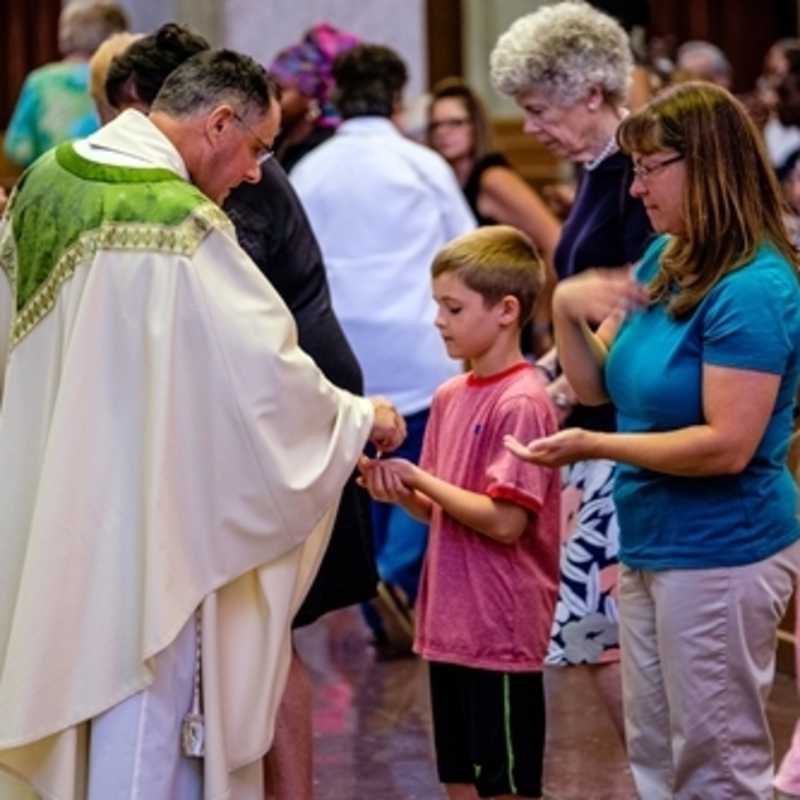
[618,81,799,317]
[427,78,493,160]
[432,225,544,326]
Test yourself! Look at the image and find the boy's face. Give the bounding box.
[432,272,516,362]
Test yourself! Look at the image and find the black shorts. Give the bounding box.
[428,661,545,798]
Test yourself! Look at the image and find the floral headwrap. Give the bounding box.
[269,23,360,128]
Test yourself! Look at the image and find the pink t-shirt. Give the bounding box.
[413,362,561,672]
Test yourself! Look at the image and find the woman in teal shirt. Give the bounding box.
[506,81,800,800]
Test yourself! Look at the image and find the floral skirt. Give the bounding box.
[546,459,620,666]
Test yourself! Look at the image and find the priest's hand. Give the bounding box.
[0,186,7,216]
[368,396,406,452]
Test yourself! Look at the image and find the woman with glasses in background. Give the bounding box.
[506,80,800,800]
[426,78,560,355]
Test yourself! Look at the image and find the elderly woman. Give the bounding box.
[490,0,652,749]
[507,81,800,800]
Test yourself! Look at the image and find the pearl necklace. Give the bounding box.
[584,134,619,171]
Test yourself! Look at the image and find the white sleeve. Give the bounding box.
[188,226,374,528]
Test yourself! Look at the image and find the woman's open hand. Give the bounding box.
[504,428,597,467]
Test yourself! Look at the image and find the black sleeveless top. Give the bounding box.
[462,152,511,225]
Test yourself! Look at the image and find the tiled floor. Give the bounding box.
[296,607,800,800]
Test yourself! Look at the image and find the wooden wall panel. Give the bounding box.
[649,0,798,94]
[1,0,61,184]
[426,0,462,89]
[1,0,61,130]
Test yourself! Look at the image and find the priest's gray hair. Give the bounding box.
[490,1,632,108]
[151,49,278,122]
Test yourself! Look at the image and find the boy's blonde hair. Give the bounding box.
[432,225,544,327]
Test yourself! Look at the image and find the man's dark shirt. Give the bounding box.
[226,159,376,626]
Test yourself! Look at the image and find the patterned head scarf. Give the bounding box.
[269,23,360,128]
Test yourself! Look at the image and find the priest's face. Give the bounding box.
[196,98,281,204]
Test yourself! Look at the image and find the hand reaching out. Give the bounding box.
[368,396,407,452]
[503,428,596,467]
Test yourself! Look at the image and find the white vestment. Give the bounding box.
[0,110,374,799]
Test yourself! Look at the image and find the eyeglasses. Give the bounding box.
[632,154,683,180]
[428,118,471,133]
[233,112,274,165]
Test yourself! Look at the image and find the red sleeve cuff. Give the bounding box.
[487,485,543,515]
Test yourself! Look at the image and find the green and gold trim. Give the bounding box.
[12,203,230,347]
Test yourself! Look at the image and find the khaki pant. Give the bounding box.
[619,539,800,800]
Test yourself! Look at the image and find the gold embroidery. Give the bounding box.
[0,223,16,291]
[12,204,231,348]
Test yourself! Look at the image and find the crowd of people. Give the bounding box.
[2,1,800,800]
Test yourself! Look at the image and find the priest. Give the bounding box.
[0,48,404,800]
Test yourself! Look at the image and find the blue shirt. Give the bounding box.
[605,236,800,570]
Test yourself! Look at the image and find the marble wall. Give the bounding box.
[225,0,427,100]
[107,0,426,99]
[462,0,549,117]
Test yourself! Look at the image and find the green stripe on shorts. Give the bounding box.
[503,673,518,795]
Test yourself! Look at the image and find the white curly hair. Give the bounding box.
[490,1,632,108]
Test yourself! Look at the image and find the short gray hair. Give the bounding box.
[59,1,129,56]
[490,1,632,107]
[676,41,732,84]
[151,49,277,122]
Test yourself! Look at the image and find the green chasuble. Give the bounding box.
[2,142,230,348]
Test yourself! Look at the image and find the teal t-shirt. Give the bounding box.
[605,236,800,570]
[3,61,99,167]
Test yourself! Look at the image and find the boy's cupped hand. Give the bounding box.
[357,455,416,503]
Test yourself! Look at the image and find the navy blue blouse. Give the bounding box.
[554,150,653,431]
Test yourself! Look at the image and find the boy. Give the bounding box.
[359,225,560,800]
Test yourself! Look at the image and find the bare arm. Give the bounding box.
[394,489,435,524]
[359,457,530,544]
[506,364,781,477]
